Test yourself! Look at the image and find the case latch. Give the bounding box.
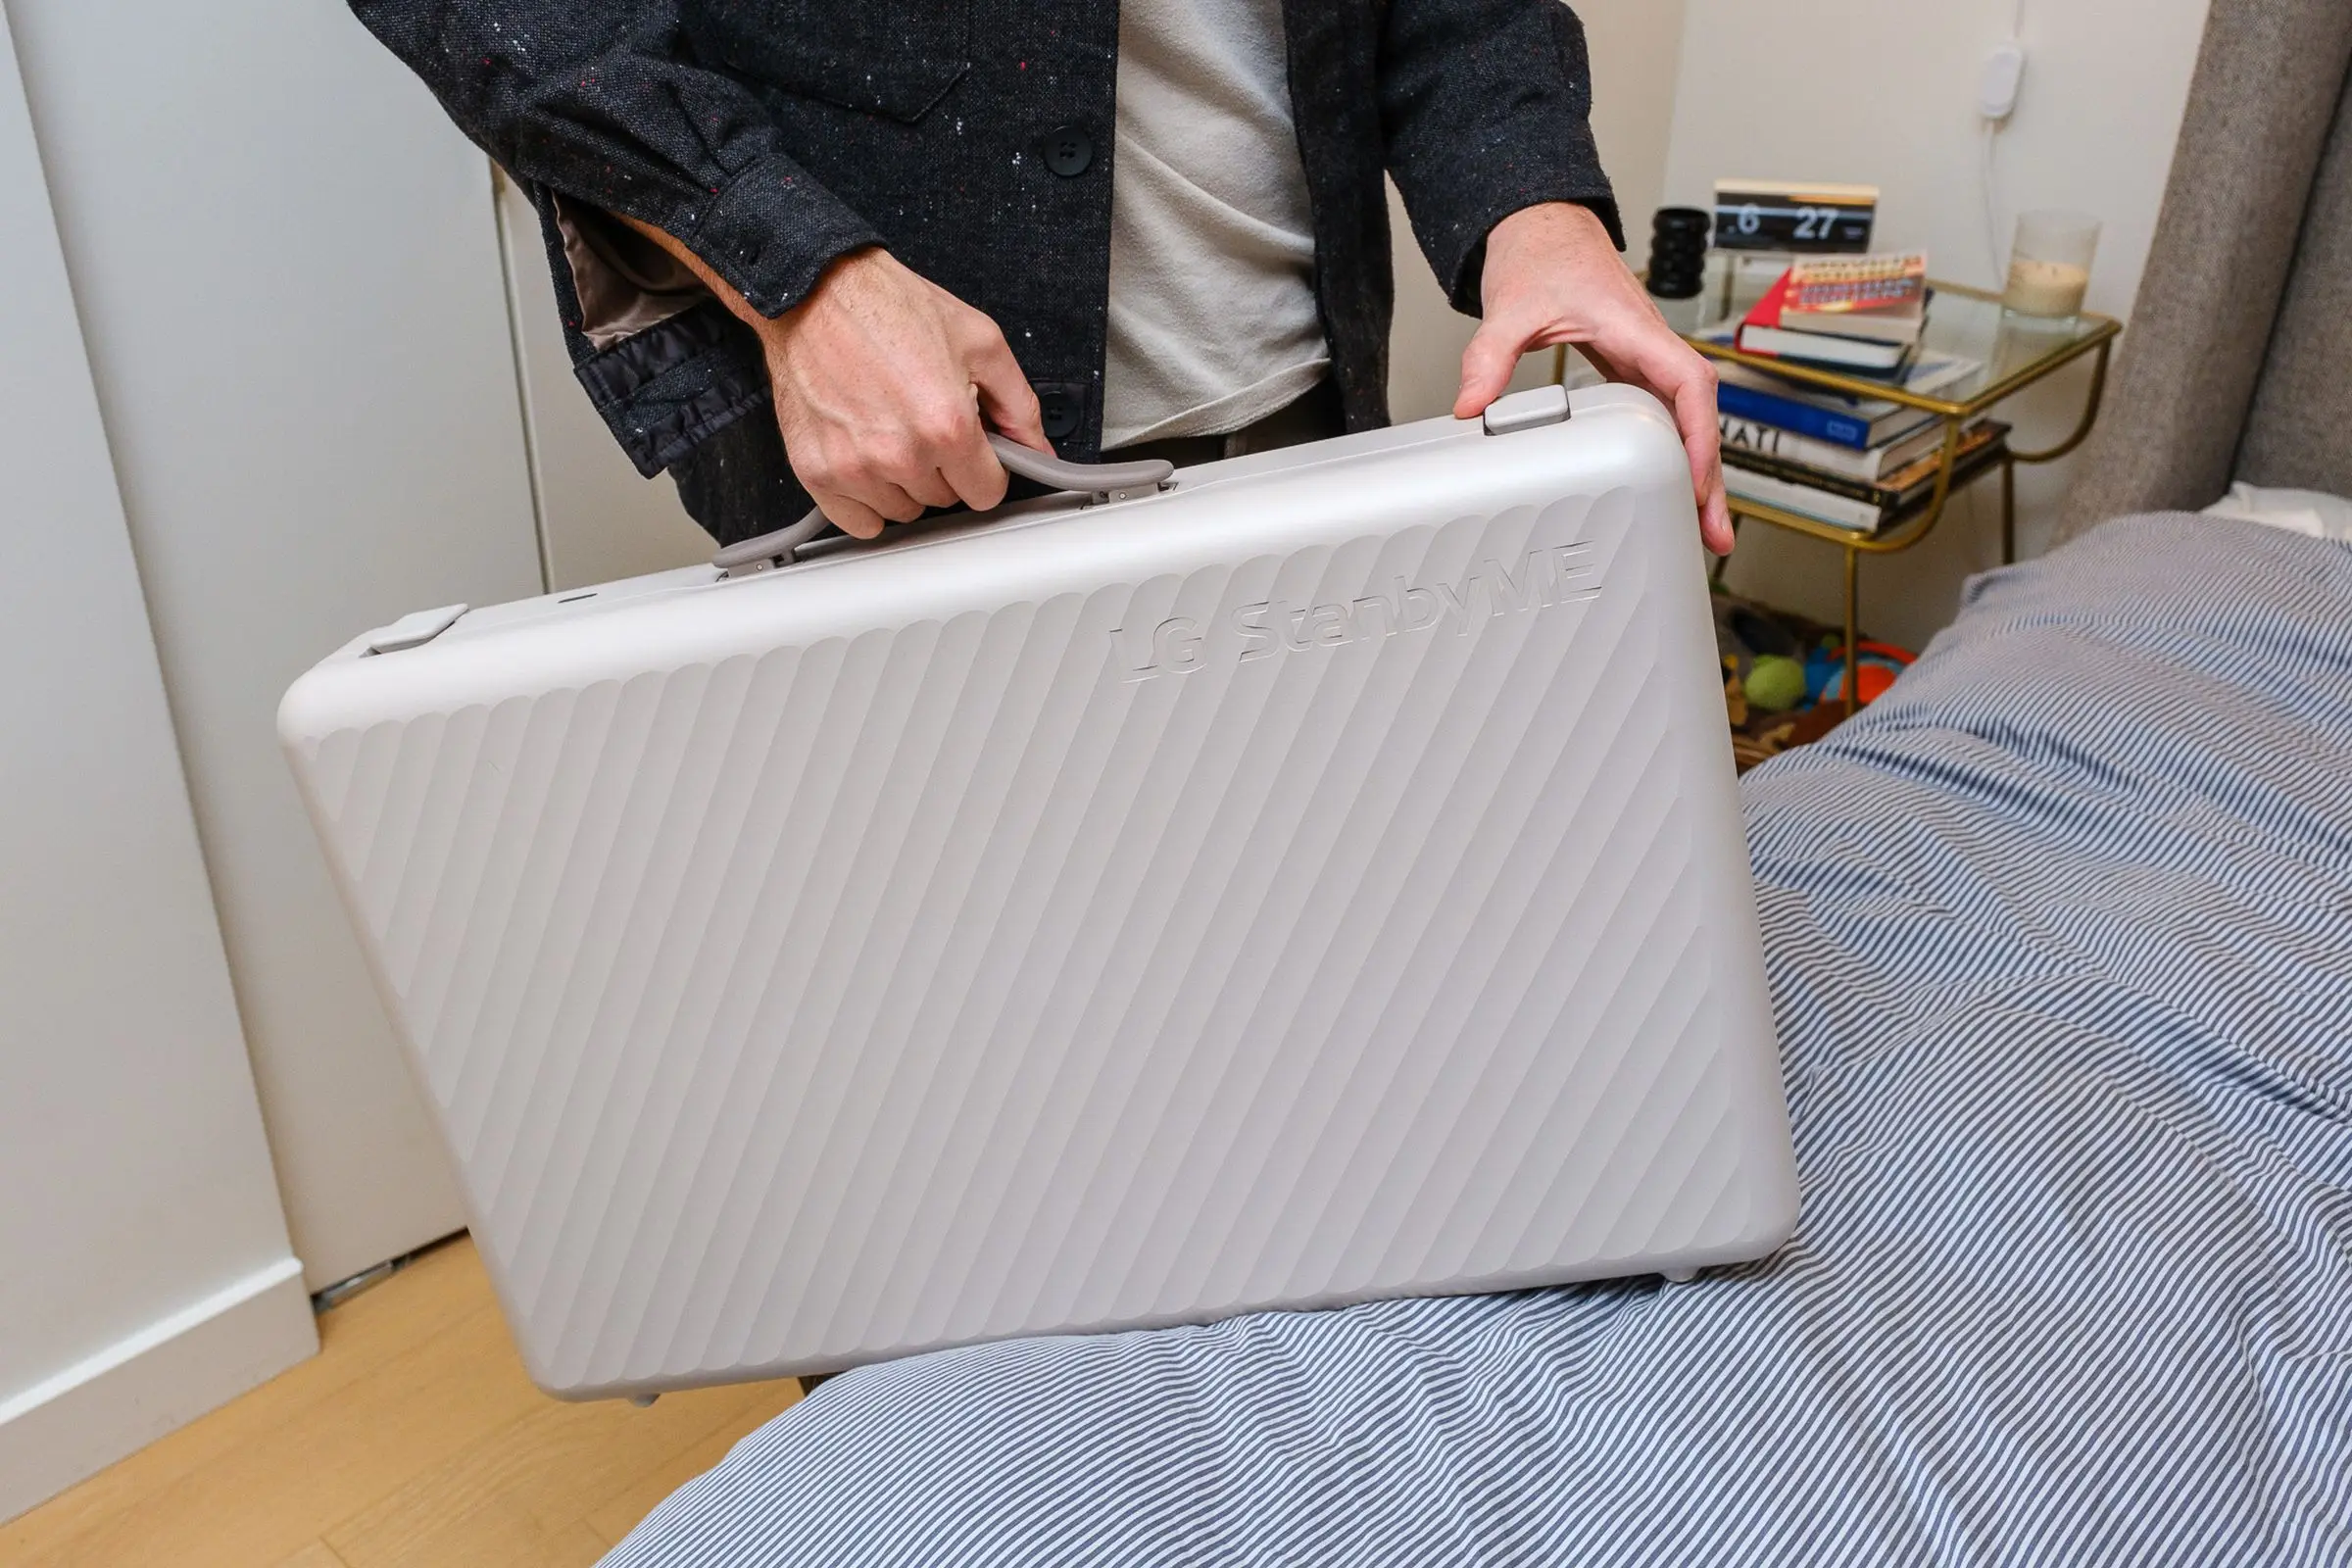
[363,604,466,655]
[1481,384,1571,436]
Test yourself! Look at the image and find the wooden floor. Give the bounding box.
[0,1237,805,1568]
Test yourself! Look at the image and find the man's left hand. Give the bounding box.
[1456,202,1734,556]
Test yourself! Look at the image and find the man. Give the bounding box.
[351,0,1730,555]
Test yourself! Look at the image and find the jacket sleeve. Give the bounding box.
[1379,0,1624,316]
[348,0,880,317]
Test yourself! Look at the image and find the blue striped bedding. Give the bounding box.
[607,514,2352,1566]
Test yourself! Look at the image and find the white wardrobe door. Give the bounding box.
[496,172,714,591]
[0,1,313,1518]
[7,0,545,1285]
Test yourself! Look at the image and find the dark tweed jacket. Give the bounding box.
[351,0,1620,541]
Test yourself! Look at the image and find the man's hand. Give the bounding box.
[1455,203,1733,555]
[621,222,1049,538]
[755,250,1051,537]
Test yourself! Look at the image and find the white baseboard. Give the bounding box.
[0,1256,318,1523]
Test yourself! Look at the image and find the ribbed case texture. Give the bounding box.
[283,389,1797,1395]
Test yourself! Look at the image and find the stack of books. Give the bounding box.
[1706,253,2008,534]
[1736,252,1929,370]
[1719,408,2008,533]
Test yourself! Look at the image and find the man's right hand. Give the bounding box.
[756,249,1050,538]
[619,223,1049,538]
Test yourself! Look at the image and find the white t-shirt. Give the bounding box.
[1099,0,1330,449]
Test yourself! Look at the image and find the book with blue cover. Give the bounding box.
[1705,340,1980,450]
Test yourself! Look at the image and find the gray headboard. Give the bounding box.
[2059,0,2352,538]
[2238,75,2352,489]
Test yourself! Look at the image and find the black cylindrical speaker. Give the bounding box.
[1646,207,1710,301]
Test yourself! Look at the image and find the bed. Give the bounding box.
[602,512,2352,1565]
[603,3,2352,1559]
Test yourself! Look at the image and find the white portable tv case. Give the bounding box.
[282,383,1798,1397]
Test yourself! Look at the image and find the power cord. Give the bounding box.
[1979,0,2029,286]
[1981,122,2005,289]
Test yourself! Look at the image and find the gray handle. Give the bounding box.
[712,434,1174,575]
[988,433,1173,494]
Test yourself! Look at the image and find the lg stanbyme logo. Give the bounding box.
[1112,541,1598,683]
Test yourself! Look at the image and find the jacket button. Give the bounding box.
[1041,126,1094,177]
[1037,386,1081,439]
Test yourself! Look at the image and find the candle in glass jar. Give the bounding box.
[2002,211,2100,320]
[2004,256,2090,318]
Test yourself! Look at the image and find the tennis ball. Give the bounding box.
[1744,654,1808,713]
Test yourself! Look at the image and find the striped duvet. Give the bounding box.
[607,514,2352,1565]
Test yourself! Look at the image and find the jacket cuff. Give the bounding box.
[1425,108,1622,315]
[682,151,886,318]
[572,300,773,477]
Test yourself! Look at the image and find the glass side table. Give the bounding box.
[1664,277,2119,714]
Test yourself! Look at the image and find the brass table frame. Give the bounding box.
[1663,279,2120,713]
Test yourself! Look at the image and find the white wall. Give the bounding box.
[0,3,313,1519]
[7,0,551,1287]
[1389,0,1692,420]
[1664,0,2211,648]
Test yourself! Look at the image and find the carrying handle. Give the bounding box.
[712,434,1175,575]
